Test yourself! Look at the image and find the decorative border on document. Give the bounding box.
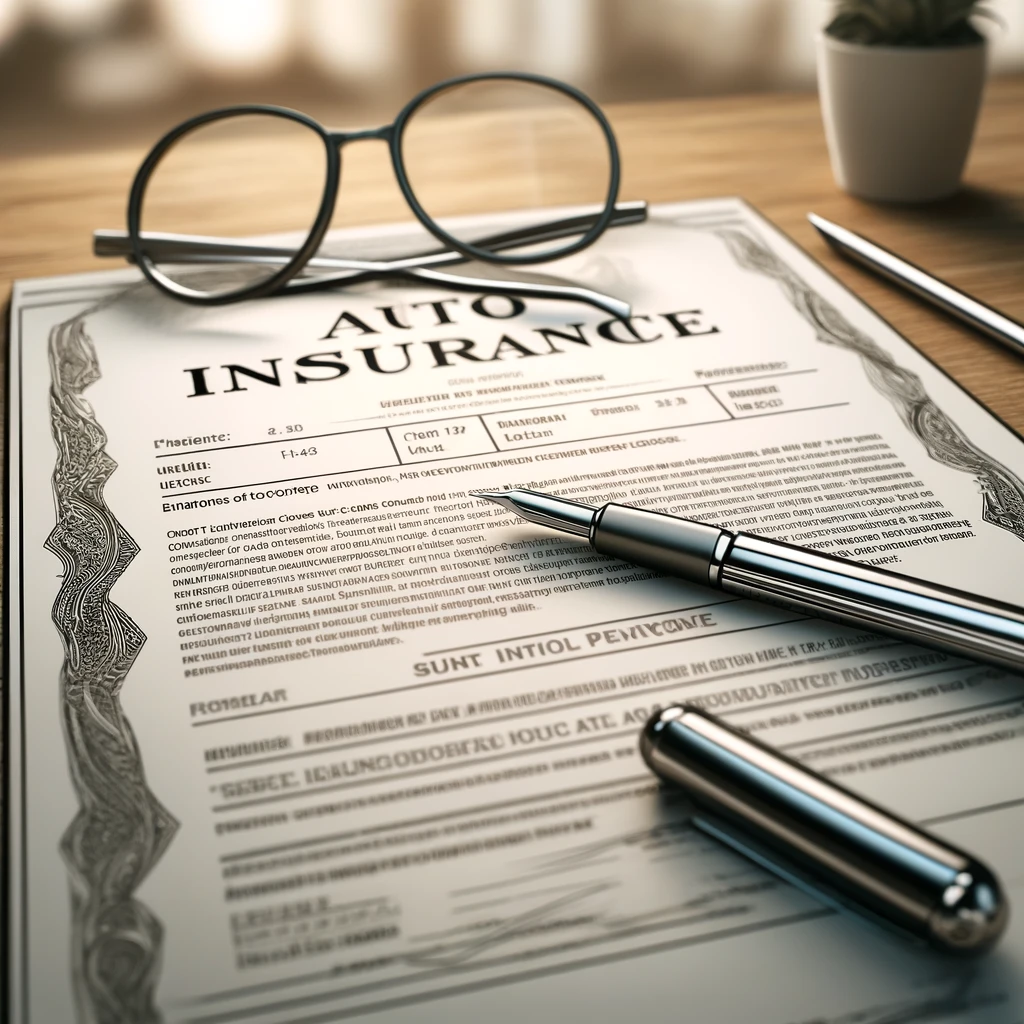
[672,208,1024,543]
[33,207,1024,1022]
[47,297,179,1024]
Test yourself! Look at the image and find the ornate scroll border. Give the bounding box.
[46,299,179,1024]
[711,220,1024,542]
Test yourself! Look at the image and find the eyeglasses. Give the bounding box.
[94,72,645,319]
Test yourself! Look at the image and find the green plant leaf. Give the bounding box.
[825,0,990,45]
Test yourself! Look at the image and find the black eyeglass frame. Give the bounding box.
[127,71,622,306]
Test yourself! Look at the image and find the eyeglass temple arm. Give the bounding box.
[281,264,632,320]
[91,201,648,270]
[405,201,648,262]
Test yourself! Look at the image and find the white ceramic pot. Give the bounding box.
[816,31,987,202]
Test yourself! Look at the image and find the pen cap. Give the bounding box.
[641,705,1007,954]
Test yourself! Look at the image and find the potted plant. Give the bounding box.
[817,0,993,202]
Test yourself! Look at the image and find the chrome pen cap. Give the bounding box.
[642,704,1008,955]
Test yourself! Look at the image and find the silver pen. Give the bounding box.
[642,703,1007,954]
[472,489,1024,674]
[808,213,1024,359]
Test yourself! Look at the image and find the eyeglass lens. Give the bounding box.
[400,78,613,261]
[139,112,328,297]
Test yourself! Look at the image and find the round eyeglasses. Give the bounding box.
[104,71,643,317]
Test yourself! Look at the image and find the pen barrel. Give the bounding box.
[719,533,1024,674]
[642,705,1007,954]
[813,217,1024,355]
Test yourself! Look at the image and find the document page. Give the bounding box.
[7,199,1024,1023]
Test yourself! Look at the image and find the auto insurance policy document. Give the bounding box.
[8,199,1024,1023]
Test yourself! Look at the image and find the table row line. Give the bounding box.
[158,373,830,496]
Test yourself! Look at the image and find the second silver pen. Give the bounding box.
[808,213,1024,360]
[474,489,1024,675]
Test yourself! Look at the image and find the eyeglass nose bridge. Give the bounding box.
[327,125,395,146]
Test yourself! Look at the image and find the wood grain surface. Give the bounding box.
[2,77,1023,430]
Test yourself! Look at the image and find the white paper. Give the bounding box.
[7,199,1024,1024]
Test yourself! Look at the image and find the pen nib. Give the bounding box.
[471,490,521,514]
[470,489,596,537]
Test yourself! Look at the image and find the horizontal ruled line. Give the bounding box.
[191,615,810,727]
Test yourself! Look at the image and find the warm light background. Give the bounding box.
[1,0,1022,155]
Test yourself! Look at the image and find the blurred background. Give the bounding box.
[1,0,1023,156]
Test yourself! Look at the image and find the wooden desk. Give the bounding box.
[2,78,1023,420]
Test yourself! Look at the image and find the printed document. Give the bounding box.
[7,199,1024,1023]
